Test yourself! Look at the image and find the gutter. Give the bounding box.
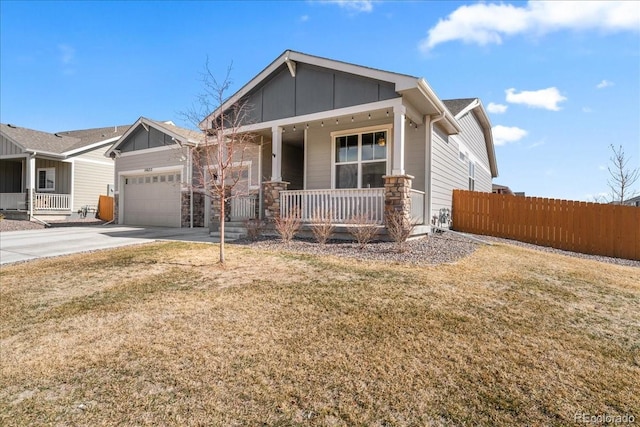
[416,79,462,134]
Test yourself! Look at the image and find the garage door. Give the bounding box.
[123,172,181,227]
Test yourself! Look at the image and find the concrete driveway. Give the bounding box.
[0,225,213,265]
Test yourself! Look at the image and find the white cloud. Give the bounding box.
[505,87,567,111]
[58,44,75,64]
[320,0,373,13]
[58,44,76,75]
[598,165,607,171]
[492,125,528,146]
[419,1,640,52]
[487,102,508,114]
[528,140,545,149]
[596,79,614,89]
[300,15,309,22]
[582,107,594,113]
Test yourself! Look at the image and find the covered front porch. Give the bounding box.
[239,98,436,234]
[0,157,73,218]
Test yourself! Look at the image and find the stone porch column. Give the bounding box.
[383,174,413,226]
[263,180,289,221]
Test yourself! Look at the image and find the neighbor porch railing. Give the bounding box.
[34,193,71,211]
[280,188,385,224]
[230,194,258,219]
[0,193,26,210]
[409,189,425,224]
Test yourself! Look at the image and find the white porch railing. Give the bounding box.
[281,188,385,224]
[230,194,258,219]
[0,193,27,210]
[409,189,425,224]
[34,193,71,211]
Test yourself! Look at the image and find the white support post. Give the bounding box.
[27,155,36,218]
[271,126,283,182]
[424,115,432,225]
[392,105,406,175]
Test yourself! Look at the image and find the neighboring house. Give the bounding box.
[0,123,128,220]
[107,50,498,234]
[105,117,206,227]
[492,184,514,195]
[622,195,640,207]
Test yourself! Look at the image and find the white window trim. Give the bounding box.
[468,161,476,191]
[206,161,257,190]
[37,167,56,192]
[330,124,392,189]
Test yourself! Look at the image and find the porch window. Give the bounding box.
[37,168,55,192]
[468,161,475,191]
[334,130,387,189]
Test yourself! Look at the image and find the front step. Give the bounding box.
[209,221,249,241]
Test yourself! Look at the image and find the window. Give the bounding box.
[37,168,55,191]
[334,129,387,188]
[468,161,475,191]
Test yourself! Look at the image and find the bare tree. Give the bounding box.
[183,61,257,263]
[607,144,639,204]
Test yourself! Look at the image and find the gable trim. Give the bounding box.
[63,136,122,157]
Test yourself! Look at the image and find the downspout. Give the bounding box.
[427,112,446,231]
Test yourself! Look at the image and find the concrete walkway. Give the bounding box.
[0,225,212,265]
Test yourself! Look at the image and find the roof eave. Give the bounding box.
[201,49,421,129]
[414,79,462,134]
[469,100,499,178]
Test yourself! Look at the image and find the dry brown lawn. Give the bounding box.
[1,241,638,426]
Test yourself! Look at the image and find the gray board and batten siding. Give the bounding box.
[239,63,400,125]
[119,126,179,153]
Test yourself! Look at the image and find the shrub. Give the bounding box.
[385,210,415,252]
[274,208,301,244]
[348,212,380,249]
[244,218,264,241]
[309,209,335,244]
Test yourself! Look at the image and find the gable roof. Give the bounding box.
[203,49,461,134]
[1,123,129,158]
[443,98,498,178]
[106,117,204,156]
[1,123,78,157]
[57,125,130,154]
[442,98,478,116]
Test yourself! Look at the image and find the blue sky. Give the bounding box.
[1,0,638,201]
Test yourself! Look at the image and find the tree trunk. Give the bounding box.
[219,194,225,264]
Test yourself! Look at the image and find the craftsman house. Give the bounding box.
[107,50,498,234]
[0,123,127,220]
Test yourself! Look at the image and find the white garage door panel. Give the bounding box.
[123,173,181,227]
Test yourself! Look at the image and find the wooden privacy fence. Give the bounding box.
[97,195,114,222]
[452,190,640,260]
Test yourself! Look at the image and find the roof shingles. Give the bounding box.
[1,123,130,155]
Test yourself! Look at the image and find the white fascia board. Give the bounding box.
[236,98,404,134]
[24,149,66,159]
[461,100,498,178]
[287,51,418,91]
[454,99,480,120]
[63,136,122,157]
[0,153,29,160]
[415,79,462,135]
